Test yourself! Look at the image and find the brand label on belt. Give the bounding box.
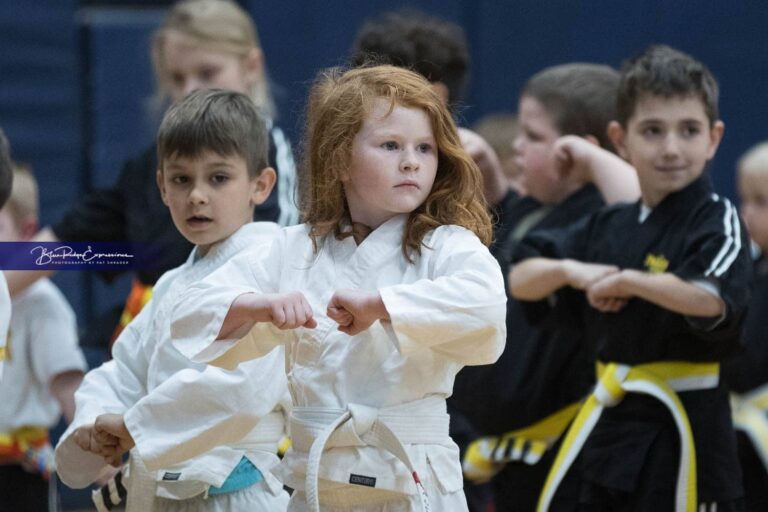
[162,472,181,481]
[349,474,376,487]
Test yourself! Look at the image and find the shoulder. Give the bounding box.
[423,224,488,255]
[690,192,738,224]
[15,279,75,321]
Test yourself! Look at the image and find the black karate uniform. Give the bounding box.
[516,175,752,508]
[451,185,603,512]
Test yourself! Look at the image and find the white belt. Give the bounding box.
[291,396,449,512]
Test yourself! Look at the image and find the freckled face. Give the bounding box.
[343,99,438,228]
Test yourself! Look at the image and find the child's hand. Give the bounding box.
[458,127,509,205]
[563,260,620,290]
[252,292,317,329]
[327,289,389,335]
[94,414,135,466]
[586,271,632,312]
[553,135,599,182]
[73,424,115,456]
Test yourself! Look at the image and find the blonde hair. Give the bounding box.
[6,163,38,227]
[151,0,274,117]
[301,65,491,261]
[738,142,768,178]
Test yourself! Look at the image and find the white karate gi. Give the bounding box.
[55,222,290,512]
[168,215,507,511]
[0,273,10,380]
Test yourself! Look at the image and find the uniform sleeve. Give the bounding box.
[272,125,299,227]
[510,216,594,329]
[512,213,593,263]
[28,287,86,385]
[378,227,507,365]
[54,303,153,488]
[171,237,284,368]
[123,347,286,471]
[672,197,752,338]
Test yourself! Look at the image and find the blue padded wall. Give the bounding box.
[2,0,768,355]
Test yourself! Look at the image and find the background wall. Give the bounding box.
[3,0,766,327]
[2,1,766,508]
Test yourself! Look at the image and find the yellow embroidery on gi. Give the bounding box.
[644,253,669,274]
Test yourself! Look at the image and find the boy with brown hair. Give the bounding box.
[55,89,289,512]
[510,45,752,511]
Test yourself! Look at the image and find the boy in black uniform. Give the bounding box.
[454,63,639,512]
[723,142,768,511]
[510,45,752,511]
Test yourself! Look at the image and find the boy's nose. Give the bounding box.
[188,185,208,204]
[662,134,682,157]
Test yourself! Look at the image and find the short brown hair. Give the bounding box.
[522,63,620,150]
[301,65,491,261]
[157,88,269,178]
[616,45,719,127]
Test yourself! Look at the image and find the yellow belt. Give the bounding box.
[463,402,581,482]
[731,383,768,473]
[537,361,720,512]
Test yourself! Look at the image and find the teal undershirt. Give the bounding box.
[207,457,264,496]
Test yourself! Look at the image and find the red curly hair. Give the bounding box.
[300,65,491,260]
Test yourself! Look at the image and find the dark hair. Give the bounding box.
[0,128,13,209]
[616,45,719,127]
[157,89,269,177]
[350,9,470,106]
[522,63,620,151]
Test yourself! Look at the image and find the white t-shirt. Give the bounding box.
[0,278,86,431]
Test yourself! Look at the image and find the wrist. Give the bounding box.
[561,259,579,288]
[370,292,390,321]
[618,269,642,295]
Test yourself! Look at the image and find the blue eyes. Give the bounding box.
[381,141,433,152]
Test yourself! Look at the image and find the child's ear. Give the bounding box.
[706,121,725,160]
[156,170,169,206]
[250,167,276,206]
[242,48,264,88]
[607,121,629,160]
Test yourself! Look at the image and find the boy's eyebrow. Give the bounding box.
[635,117,705,125]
